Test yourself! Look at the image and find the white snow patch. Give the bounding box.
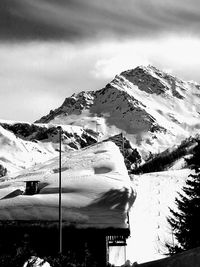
[23,256,51,267]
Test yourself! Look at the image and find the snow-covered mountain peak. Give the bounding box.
[35,65,200,157]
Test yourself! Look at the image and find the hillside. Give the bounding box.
[132,135,199,174]
[138,247,200,267]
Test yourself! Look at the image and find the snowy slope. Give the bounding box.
[127,169,191,264]
[0,141,135,229]
[36,65,200,156]
[0,125,57,174]
[0,120,97,174]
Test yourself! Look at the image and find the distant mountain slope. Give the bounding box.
[0,121,143,175]
[36,65,200,156]
[133,135,199,173]
[0,124,54,175]
[0,121,97,174]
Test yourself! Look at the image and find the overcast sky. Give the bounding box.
[1,0,200,122]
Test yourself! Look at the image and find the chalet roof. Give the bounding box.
[0,141,136,230]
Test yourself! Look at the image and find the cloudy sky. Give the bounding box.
[1,0,200,122]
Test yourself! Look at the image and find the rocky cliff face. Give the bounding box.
[121,65,185,98]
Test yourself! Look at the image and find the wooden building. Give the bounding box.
[0,142,135,266]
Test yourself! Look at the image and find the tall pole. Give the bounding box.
[58,126,62,255]
[96,121,98,143]
[122,132,124,157]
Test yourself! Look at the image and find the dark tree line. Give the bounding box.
[167,140,200,254]
[132,137,197,174]
[0,164,7,177]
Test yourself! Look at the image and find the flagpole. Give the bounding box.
[57,126,62,255]
[122,132,124,157]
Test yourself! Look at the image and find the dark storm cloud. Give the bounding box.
[1,0,200,41]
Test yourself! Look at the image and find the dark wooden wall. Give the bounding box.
[0,223,128,266]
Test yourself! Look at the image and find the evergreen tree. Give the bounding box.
[167,140,200,254]
[0,164,7,177]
